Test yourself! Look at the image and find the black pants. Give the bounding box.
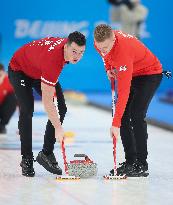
[0,93,17,128]
[120,74,162,164]
[8,67,67,157]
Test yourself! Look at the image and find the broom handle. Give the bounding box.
[111,78,117,175]
[61,139,69,175]
[113,136,117,175]
[111,79,115,118]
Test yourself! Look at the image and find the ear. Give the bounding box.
[64,43,67,49]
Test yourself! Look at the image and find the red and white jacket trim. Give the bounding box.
[41,76,56,86]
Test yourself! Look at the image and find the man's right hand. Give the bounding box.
[110,126,120,141]
[107,69,117,80]
[55,126,65,143]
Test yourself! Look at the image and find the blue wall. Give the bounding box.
[0,0,172,92]
[142,0,173,93]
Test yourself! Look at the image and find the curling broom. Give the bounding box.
[56,139,80,181]
[103,78,127,180]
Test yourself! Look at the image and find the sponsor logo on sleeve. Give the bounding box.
[119,65,127,72]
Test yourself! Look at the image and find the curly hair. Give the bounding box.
[67,31,86,46]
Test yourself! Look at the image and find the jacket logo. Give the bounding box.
[119,65,127,71]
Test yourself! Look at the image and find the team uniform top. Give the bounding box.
[0,75,14,104]
[10,37,68,87]
[95,30,162,127]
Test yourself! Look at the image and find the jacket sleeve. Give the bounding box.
[112,60,133,127]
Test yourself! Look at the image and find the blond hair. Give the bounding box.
[94,24,113,42]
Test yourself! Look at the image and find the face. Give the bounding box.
[95,33,115,56]
[65,42,85,64]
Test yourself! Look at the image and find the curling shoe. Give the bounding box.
[36,151,62,175]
